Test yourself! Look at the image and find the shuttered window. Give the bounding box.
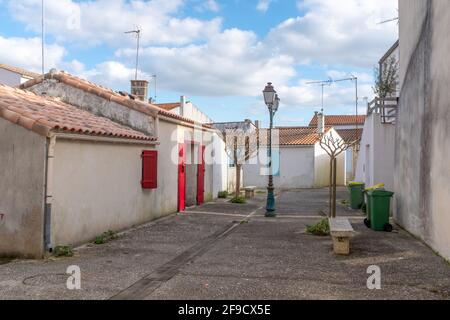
[141,150,158,189]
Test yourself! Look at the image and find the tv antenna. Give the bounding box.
[125,27,141,80]
[307,75,360,132]
[378,9,399,25]
[41,0,45,76]
[306,78,333,113]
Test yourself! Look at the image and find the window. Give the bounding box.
[141,150,158,189]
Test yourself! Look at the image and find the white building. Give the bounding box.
[355,41,399,192]
[0,70,228,258]
[309,114,365,182]
[0,64,39,87]
[243,116,346,189]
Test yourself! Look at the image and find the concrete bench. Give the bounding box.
[244,186,257,199]
[329,218,355,255]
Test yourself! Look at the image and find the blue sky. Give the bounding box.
[0,0,398,126]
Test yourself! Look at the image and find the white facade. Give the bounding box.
[355,112,396,191]
[243,129,346,189]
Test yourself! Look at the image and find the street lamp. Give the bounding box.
[263,83,279,217]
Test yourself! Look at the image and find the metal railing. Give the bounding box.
[367,97,398,124]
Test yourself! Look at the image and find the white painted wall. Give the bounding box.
[244,146,315,189]
[355,113,395,191]
[314,140,346,188]
[212,133,228,197]
[50,120,218,247]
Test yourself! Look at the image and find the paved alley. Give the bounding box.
[1,188,449,300]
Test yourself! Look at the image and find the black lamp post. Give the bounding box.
[263,83,279,217]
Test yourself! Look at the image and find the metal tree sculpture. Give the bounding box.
[222,128,259,198]
[319,131,357,218]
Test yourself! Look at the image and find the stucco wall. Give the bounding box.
[314,142,346,188]
[0,118,46,258]
[212,133,228,197]
[396,0,450,260]
[355,113,395,191]
[29,80,156,136]
[244,146,315,189]
[51,139,162,246]
[50,120,217,247]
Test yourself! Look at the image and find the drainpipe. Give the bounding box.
[44,135,56,252]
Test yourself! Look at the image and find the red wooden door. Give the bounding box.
[197,145,206,205]
[178,143,186,212]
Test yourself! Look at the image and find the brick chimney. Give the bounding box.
[315,111,325,134]
[130,80,149,102]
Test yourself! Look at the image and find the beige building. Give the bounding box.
[0,70,227,258]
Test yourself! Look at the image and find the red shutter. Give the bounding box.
[141,150,158,189]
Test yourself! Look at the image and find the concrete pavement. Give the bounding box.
[1,188,449,300]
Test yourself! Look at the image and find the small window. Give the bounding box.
[141,150,158,189]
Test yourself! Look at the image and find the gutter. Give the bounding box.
[44,135,56,252]
[53,133,160,145]
[158,114,216,133]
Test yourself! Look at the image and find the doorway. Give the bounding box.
[178,142,205,212]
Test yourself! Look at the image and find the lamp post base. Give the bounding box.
[266,187,277,217]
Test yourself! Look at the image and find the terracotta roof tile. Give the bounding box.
[276,126,333,146]
[154,102,180,111]
[20,70,211,127]
[0,64,41,79]
[336,129,363,143]
[0,84,156,141]
[309,114,366,126]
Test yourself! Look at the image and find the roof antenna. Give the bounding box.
[125,27,141,80]
[41,0,45,76]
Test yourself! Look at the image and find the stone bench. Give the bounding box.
[329,218,355,255]
[244,186,257,199]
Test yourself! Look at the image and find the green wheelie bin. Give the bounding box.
[363,184,385,228]
[367,189,394,232]
[348,182,365,209]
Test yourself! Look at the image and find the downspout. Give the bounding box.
[44,135,56,252]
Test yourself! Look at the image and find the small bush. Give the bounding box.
[218,191,229,199]
[53,246,74,257]
[94,230,118,245]
[230,196,247,204]
[306,219,330,236]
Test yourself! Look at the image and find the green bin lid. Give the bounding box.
[367,189,394,197]
[348,182,365,187]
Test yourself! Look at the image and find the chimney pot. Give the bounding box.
[130,80,149,102]
[316,112,325,134]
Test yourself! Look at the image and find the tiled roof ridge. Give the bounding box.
[0,63,41,79]
[0,84,156,141]
[309,114,366,126]
[20,70,212,128]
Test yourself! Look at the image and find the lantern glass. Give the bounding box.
[263,82,276,106]
[273,94,280,112]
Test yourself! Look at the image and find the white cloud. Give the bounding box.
[267,0,398,68]
[116,28,296,97]
[256,0,272,12]
[2,0,394,111]
[0,35,66,72]
[196,0,220,12]
[8,0,222,46]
